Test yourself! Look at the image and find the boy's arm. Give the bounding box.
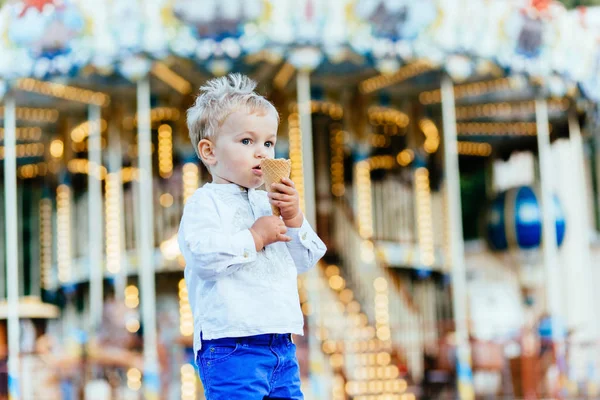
[285,217,327,274]
[179,194,257,280]
[266,178,326,272]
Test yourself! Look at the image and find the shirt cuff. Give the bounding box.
[287,218,317,249]
[232,229,258,260]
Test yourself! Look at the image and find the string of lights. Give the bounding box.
[368,107,410,129]
[39,198,53,291]
[124,285,141,334]
[17,162,49,179]
[368,155,396,171]
[456,122,542,136]
[151,62,192,95]
[330,124,346,197]
[419,77,520,105]
[182,163,199,204]
[0,143,44,159]
[414,168,435,267]
[273,63,296,89]
[180,362,197,400]
[158,124,173,179]
[121,167,139,184]
[124,107,181,130]
[396,149,414,167]
[457,141,493,157]
[16,78,109,106]
[419,119,440,154]
[0,127,43,141]
[127,367,142,392]
[289,101,344,120]
[179,277,197,399]
[356,161,373,239]
[455,98,568,120]
[71,119,108,143]
[178,279,193,337]
[0,107,58,123]
[361,61,434,94]
[56,184,72,284]
[105,173,122,275]
[67,158,108,179]
[288,112,306,212]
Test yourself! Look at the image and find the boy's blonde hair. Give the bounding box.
[187,73,278,158]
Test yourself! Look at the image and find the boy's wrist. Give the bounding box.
[283,212,303,228]
[249,228,264,251]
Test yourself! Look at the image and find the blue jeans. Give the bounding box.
[196,333,304,400]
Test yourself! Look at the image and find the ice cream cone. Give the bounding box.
[261,158,292,216]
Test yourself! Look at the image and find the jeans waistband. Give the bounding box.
[201,333,291,346]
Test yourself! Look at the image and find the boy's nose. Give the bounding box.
[255,148,268,158]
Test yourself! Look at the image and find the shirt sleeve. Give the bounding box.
[285,217,327,274]
[179,192,257,280]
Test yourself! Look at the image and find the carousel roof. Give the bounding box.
[0,0,600,101]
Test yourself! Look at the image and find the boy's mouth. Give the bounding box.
[252,165,263,176]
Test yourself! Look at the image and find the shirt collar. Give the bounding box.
[204,182,255,194]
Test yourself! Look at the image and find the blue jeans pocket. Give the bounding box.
[201,342,240,366]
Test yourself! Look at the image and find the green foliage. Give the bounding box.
[460,167,487,241]
[558,0,600,8]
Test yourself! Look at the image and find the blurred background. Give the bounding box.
[1,0,600,399]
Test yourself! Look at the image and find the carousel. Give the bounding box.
[1,0,600,399]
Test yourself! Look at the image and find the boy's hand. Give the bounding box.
[268,178,303,228]
[250,216,291,251]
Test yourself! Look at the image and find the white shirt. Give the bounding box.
[178,182,327,356]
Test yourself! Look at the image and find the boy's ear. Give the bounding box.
[198,139,216,166]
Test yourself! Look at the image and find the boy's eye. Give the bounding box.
[241,138,251,145]
[265,141,274,148]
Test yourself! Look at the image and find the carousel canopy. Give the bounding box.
[1,0,600,101]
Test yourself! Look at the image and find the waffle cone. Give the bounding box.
[261,158,292,216]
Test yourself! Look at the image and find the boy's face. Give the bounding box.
[205,108,278,189]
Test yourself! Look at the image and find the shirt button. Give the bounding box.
[210,348,215,352]
[243,251,249,258]
[301,233,307,240]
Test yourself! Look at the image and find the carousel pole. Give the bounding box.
[567,109,598,389]
[535,97,566,395]
[296,63,329,397]
[107,107,126,302]
[297,69,316,227]
[4,93,21,399]
[595,131,600,230]
[88,104,104,333]
[440,74,474,400]
[0,161,4,301]
[137,76,160,398]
